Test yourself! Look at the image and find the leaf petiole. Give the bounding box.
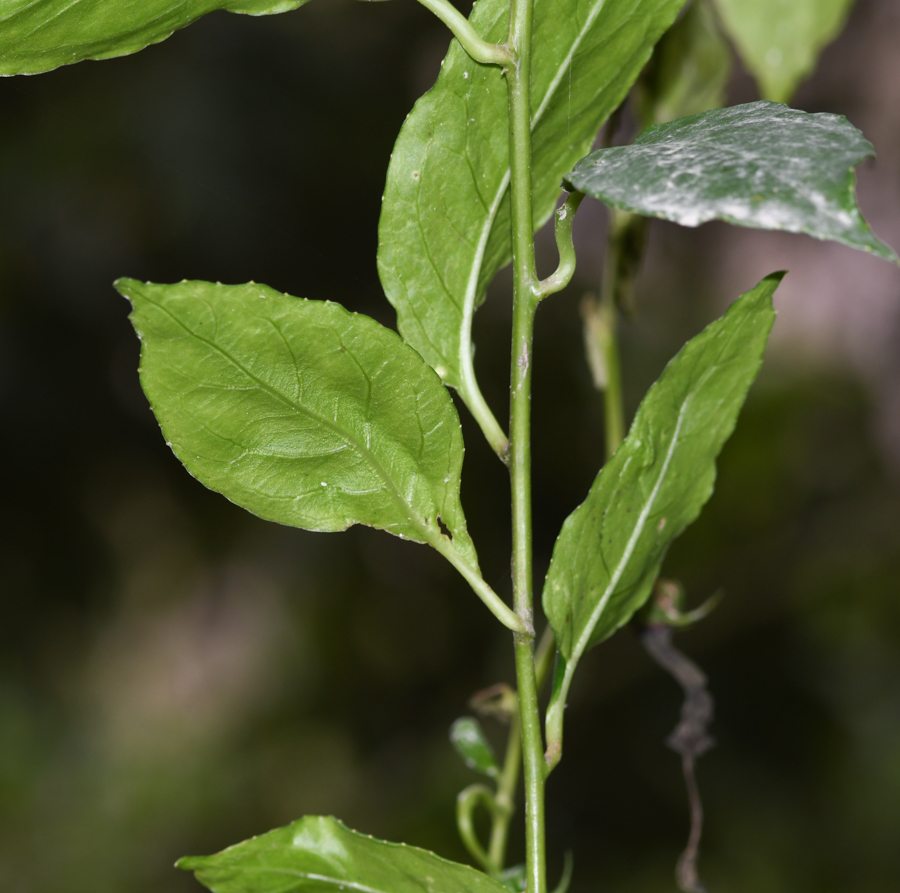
[413,0,513,66]
[535,191,584,301]
[430,533,530,634]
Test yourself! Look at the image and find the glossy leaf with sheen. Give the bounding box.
[712,0,855,103]
[543,274,780,666]
[118,279,478,566]
[178,815,512,893]
[565,102,898,264]
[377,0,689,410]
[0,0,307,76]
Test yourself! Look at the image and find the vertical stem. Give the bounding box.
[598,256,624,460]
[504,0,546,891]
[598,208,646,459]
[488,716,521,870]
[487,626,556,871]
[514,637,545,893]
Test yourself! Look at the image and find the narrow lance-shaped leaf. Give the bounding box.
[450,717,499,778]
[377,0,689,438]
[712,0,856,103]
[543,275,780,752]
[178,815,513,893]
[0,0,307,77]
[565,102,898,264]
[117,279,478,568]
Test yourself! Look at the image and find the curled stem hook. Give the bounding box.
[536,192,584,301]
[456,784,500,874]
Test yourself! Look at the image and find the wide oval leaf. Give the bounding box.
[544,273,779,669]
[564,101,898,264]
[0,0,307,76]
[377,0,689,434]
[712,0,855,103]
[178,815,512,893]
[118,278,477,566]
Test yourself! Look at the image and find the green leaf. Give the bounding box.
[565,101,898,264]
[498,865,527,893]
[0,0,307,76]
[712,0,855,103]
[178,815,512,893]
[638,0,732,126]
[450,717,499,778]
[117,279,478,567]
[543,274,780,670]
[377,0,689,432]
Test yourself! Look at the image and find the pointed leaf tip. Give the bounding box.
[544,273,780,668]
[712,0,856,103]
[565,102,898,265]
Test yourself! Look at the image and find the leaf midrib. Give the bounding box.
[567,396,689,665]
[214,867,386,893]
[143,291,437,540]
[457,0,610,384]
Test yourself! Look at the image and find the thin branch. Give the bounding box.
[640,622,715,893]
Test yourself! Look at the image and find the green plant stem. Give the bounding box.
[413,0,512,66]
[598,221,625,459]
[486,626,556,871]
[504,0,546,888]
[598,307,624,460]
[487,714,520,872]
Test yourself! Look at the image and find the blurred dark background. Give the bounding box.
[1,0,899,891]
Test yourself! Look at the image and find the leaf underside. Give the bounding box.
[543,274,781,664]
[178,815,512,893]
[377,0,689,393]
[565,101,898,264]
[118,279,477,566]
[0,0,307,76]
[712,0,856,103]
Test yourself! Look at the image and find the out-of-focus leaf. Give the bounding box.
[377,0,688,421]
[0,0,307,76]
[499,864,527,893]
[565,102,898,264]
[118,279,478,566]
[712,0,855,103]
[450,717,499,778]
[544,274,779,679]
[639,0,732,126]
[178,815,512,893]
